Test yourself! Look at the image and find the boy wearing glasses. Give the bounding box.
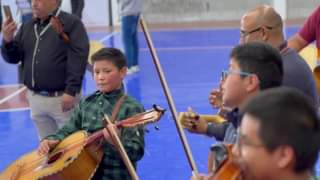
[183,42,283,143]
[233,87,320,180]
[184,42,283,176]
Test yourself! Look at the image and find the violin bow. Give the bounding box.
[104,115,139,180]
[139,16,199,179]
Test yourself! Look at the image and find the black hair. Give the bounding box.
[230,42,283,90]
[91,47,127,69]
[240,87,320,173]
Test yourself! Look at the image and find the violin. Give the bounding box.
[207,144,243,180]
[50,15,70,43]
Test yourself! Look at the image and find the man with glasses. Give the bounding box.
[232,87,320,180]
[210,5,317,109]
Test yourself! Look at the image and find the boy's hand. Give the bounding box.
[103,124,120,146]
[209,88,223,109]
[181,107,208,135]
[190,173,210,180]
[38,139,60,156]
[61,93,76,112]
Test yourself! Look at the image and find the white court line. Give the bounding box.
[0,84,22,88]
[140,45,233,52]
[136,24,300,33]
[0,86,27,105]
[0,107,30,113]
[99,31,119,43]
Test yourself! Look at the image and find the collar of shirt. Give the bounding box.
[96,87,125,99]
[279,41,289,55]
[226,108,242,128]
[33,8,59,26]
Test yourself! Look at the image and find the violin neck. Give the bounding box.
[86,129,104,146]
[85,121,122,146]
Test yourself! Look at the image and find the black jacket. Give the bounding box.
[1,11,89,96]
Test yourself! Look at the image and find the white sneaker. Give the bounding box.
[127,68,134,75]
[127,66,140,75]
[131,66,140,73]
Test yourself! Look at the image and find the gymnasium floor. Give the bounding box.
[0,25,318,179]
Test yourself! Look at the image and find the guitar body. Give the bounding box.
[0,131,103,180]
[0,106,165,180]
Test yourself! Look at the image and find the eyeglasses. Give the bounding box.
[235,131,265,156]
[240,26,274,38]
[221,70,253,81]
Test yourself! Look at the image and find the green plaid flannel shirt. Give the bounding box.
[46,88,145,180]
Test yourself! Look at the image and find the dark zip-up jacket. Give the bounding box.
[1,10,89,96]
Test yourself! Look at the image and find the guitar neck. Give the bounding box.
[86,129,104,146]
[85,121,122,146]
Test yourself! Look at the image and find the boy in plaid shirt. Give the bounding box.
[38,47,145,179]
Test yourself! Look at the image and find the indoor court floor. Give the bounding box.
[0,25,318,179]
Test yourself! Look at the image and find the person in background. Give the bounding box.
[70,0,84,19]
[1,0,89,140]
[0,2,2,32]
[119,0,142,74]
[288,6,320,54]
[209,5,318,113]
[16,0,33,23]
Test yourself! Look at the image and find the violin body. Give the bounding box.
[208,144,242,180]
[0,131,103,180]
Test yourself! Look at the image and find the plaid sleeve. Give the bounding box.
[120,103,145,162]
[46,102,83,141]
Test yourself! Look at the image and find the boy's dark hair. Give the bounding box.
[230,42,283,90]
[91,48,127,69]
[240,87,320,173]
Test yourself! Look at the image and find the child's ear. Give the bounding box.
[120,67,127,78]
[246,74,259,92]
[275,145,295,169]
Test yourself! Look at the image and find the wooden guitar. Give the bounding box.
[179,112,226,127]
[0,105,165,180]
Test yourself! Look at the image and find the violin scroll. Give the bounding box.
[50,16,70,43]
[117,104,165,128]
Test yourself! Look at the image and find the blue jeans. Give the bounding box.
[121,14,140,68]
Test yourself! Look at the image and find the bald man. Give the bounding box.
[239,5,318,107]
[209,5,318,109]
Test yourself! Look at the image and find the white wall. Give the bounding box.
[82,0,120,27]
[1,0,118,28]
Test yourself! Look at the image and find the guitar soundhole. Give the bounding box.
[47,151,63,164]
[65,157,73,163]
